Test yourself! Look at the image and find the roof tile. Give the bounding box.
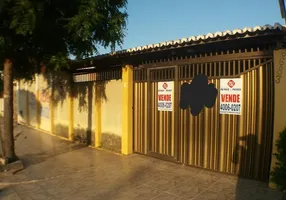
[87,23,285,59]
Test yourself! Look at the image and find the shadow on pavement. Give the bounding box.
[13,125,87,168]
[233,134,283,200]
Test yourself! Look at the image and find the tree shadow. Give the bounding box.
[93,165,153,200]
[40,70,109,146]
[10,89,50,167]
[42,70,108,107]
[18,141,86,168]
[12,125,86,168]
[69,81,108,146]
[11,84,89,168]
[6,70,117,166]
[232,134,282,200]
[101,132,122,153]
[18,89,42,128]
[14,87,83,168]
[53,123,95,146]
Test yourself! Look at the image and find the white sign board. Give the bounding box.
[158,81,173,112]
[220,78,242,115]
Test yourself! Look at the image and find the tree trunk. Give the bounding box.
[2,59,17,163]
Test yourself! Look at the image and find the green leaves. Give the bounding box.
[48,53,70,71]
[271,127,286,191]
[66,0,128,56]
[0,0,128,79]
[9,0,36,35]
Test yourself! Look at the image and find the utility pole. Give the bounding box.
[279,0,286,24]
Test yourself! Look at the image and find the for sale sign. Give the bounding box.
[220,78,242,115]
[158,81,173,112]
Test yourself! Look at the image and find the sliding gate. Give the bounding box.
[133,49,274,181]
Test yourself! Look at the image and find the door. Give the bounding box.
[147,67,179,162]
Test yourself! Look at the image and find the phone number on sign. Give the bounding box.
[220,104,241,112]
[165,102,172,108]
[158,102,172,109]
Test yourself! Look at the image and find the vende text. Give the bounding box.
[158,94,171,101]
[221,94,240,103]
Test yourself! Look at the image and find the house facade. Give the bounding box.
[11,23,286,185]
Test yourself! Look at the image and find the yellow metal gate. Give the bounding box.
[147,67,178,161]
[133,50,274,181]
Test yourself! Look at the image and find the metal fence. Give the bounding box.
[133,47,274,181]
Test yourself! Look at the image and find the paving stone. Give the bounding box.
[0,160,25,175]
[0,193,22,200]
[152,192,185,200]
[207,178,236,193]
[192,190,235,200]
[167,184,205,199]
[0,124,283,200]
[145,176,180,191]
[122,184,161,200]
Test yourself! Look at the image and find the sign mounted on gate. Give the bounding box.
[220,78,242,115]
[158,81,173,112]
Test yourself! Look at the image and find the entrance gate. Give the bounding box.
[147,67,178,161]
[133,49,274,181]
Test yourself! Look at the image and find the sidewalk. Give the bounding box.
[0,124,283,200]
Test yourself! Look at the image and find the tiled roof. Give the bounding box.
[77,23,286,64]
[125,23,285,53]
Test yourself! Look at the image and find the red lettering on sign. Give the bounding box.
[221,95,225,102]
[158,94,171,101]
[221,94,240,103]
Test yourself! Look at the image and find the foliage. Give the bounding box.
[0,0,128,80]
[271,127,286,191]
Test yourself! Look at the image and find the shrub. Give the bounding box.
[271,127,286,191]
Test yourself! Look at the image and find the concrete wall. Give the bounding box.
[101,80,123,152]
[38,74,52,132]
[73,82,96,144]
[52,73,70,139]
[0,82,20,121]
[18,80,28,124]
[27,78,37,127]
[270,49,286,187]
[11,71,124,153]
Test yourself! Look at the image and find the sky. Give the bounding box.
[96,0,285,55]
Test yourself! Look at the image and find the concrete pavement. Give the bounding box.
[0,124,283,200]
